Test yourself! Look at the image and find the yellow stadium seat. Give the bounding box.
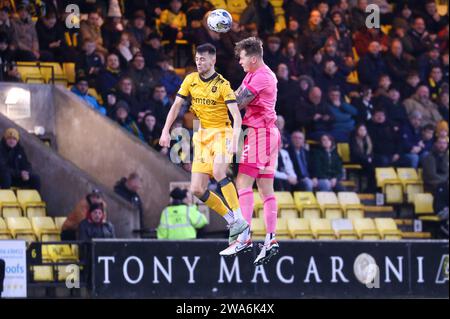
[57,264,80,282]
[414,193,434,215]
[293,192,321,219]
[337,143,351,163]
[353,218,381,240]
[39,62,68,85]
[275,192,296,216]
[54,217,67,231]
[397,168,424,203]
[280,209,299,219]
[5,217,36,242]
[310,219,337,240]
[63,62,76,83]
[251,218,266,240]
[16,64,45,83]
[0,190,22,218]
[375,218,402,240]
[277,218,290,239]
[45,244,78,262]
[16,190,46,218]
[316,192,343,219]
[0,217,12,239]
[375,168,403,204]
[287,218,313,239]
[332,219,358,240]
[31,217,61,241]
[337,192,365,219]
[32,262,55,282]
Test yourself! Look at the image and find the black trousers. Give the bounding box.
[0,258,5,295]
[0,171,41,191]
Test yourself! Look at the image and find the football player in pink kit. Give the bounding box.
[220,37,280,266]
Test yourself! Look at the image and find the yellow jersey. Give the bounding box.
[177,72,236,129]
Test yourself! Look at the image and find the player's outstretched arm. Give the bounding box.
[235,84,255,110]
[226,102,242,154]
[159,96,185,148]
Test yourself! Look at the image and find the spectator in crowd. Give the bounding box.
[427,66,446,101]
[417,43,442,83]
[302,46,324,80]
[0,128,41,191]
[112,100,145,141]
[142,33,164,70]
[352,86,374,123]
[126,52,159,102]
[101,7,124,50]
[350,123,376,192]
[357,41,387,89]
[279,17,302,47]
[159,0,187,43]
[71,76,107,115]
[288,131,316,191]
[150,84,173,125]
[275,63,299,123]
[384,38,411,87]
[140,112,162,149]
[312,134,345,191]
[300,9,332,59]
[403,85,443,127]
[316,59,348,95]
[422,137,449,212]
[354,26,389,58]
[153,55,182,96]
[35,11,68,62]
[285,0,309,28]
[61,189,107,240]
[157,187,208,240]
[400,71,421,100]
[11,5,39,61]
[264,35,285,72]
[330,9,353,57]
[0,32,20,82]
[114,172,144,218]
[326,86,357,142]
[350,0,368,32]
[402,16,433,58]
[96,53,123,100]
[240,0,275,37]
[422,0,447,35]
[0,7,15,45]
[78,203,115,241]
[75,38,104,86]
[126,10,152,47]
[115,76,147,119]
[322,37,352,77]
[421,124,437,155]
[301,86,335,140]
[282,40,304,81]
[382,85,408,131]
[80,10,108,55]
[437,89,449,122]
[275,115,290,150]
[400,111,427,169]
[367,108,404,167]
[112,31,141,71]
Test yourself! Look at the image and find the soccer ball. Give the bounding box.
[207,9,233,33]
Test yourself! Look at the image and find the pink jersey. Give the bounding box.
[242,64,278,128]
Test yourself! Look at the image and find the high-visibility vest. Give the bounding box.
[157,205,208,240]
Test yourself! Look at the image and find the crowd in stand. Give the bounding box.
[0,0,448,200]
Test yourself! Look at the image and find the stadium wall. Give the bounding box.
[0,113,139,238]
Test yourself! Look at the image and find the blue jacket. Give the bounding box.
[71,86,106,115]
[328,102,358,132]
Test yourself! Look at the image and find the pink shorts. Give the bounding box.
[238,127,281,179]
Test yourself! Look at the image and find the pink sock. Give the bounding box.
[238,187,254,225]
[263,194,278,234]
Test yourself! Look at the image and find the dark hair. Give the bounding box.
[372,107,386,115]
[328,85,341,94]
[422,124,436,132]
[234,37,263,58]
[196,43,216,55]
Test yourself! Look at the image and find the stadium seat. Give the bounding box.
[293,192,321,219]
[251,218,266,240]
[375,168,403,204]
[0,217,12,239]
[63,62,76,83]
[275,192,296,216]
[316,192,343,219]
[16,63,45,83]
[337,192,365,219]
[45,243,78,263]
[280,209,299,219]
[375,218,402,240]
[332,219,358,240]
[414,193,434,215]
[31,217,61,241]
[39,62,68,85]
[353,218,381,240]
[87,88,103,105]
[0,190,22,218]
[5,217,37,242]
[310,219,337,240]
[397,168,424,203]
[287,218,313,239]
[54,217,67,231]
[276,218,290,239]
[16,190,46,218]
[32,263,55,282]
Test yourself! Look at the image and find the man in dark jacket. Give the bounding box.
[288,131,317,191]
[357,41,387,89]
[78,203,115,241]
[0,128,40,190]
[367,108,404,167]
[35,11,68,62]
[400,111,425,168]
[114,172,143,217]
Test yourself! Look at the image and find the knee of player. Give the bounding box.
[190,185,206,198]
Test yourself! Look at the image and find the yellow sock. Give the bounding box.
[220,180,240,211]
[202,190,230,217]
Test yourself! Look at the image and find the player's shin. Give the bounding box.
[199,190,234,224]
